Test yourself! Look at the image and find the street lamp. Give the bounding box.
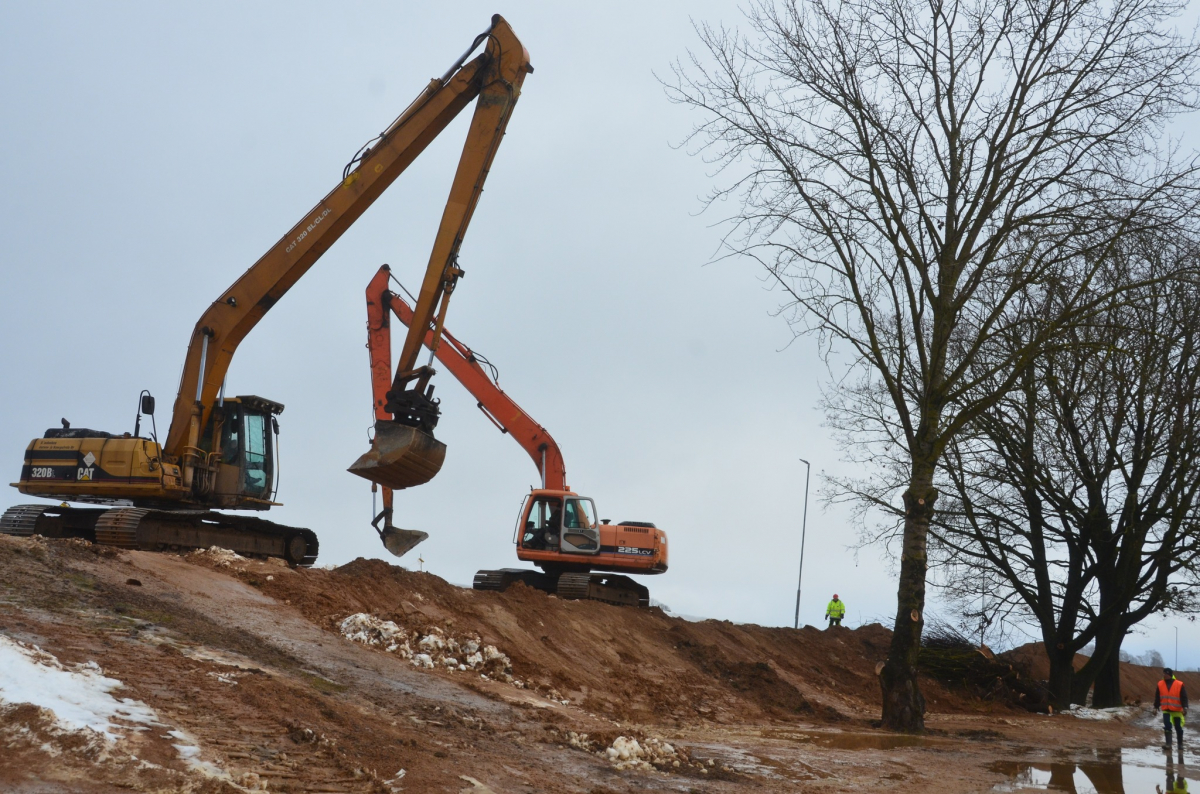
[794,458,811,629]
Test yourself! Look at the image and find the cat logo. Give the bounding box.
[79,451,97,480]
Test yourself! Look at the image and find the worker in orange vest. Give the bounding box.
[1156,667,1189,752]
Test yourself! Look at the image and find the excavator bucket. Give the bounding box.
[348,422,447,490]
[379,526,429,558]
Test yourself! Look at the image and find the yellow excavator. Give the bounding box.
[2,16,533,564]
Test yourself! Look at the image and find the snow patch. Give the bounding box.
[384,768,407,791]
[0,636,230,779]
[0,635,158,741]
[593,734,723,774]
[338,613,515,680]
[187,545,246,568]
[168,727,228,777]
[418,633,446,653]
[340,613,410,655]
[1063,705,1140,721]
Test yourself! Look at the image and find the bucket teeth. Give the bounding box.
[348,422,446,490]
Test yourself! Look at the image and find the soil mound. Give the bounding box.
[183,553,1003,723]
[207,554,878,724]
[1003,642,1200,705]
[919,622,1050,712]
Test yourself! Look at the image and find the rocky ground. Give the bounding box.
[0,534,1175,793]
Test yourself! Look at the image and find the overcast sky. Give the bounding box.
[2,0,1196,667]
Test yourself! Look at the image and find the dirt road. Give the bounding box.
[0,535,1169,792]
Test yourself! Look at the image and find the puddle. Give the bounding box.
[993,746,1194,793]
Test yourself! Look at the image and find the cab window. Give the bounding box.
[220,408,241,464]
[243,412,270,496]
[563,498,596,529]
[528,497,562,531]
[521,497,561,549]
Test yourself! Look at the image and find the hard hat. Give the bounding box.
[833,594,839,598]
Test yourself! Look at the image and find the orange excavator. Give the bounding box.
[3,16,532,563]
[362,265,669,606]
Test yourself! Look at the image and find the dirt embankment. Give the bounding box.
[1003,643,1200,705]
[247,557,861,723]
[0,535,1163,794]
[223,554,1008,723]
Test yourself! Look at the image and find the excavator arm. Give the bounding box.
[359,265,668,595]
[164,16,532,495]
[364,265,567,491]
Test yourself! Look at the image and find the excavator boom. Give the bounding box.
[167,15,531,494]
[7,17,532,568]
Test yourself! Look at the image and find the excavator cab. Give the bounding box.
[198,396,282,509]
[518,493,599,555]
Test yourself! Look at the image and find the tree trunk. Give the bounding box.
[1091,636,1124,708]
[1072,578,1123,706]
[1047,647,1076,712]
[1069,660,1093,706]
[1070,633,1111,706]
[880,484,935,732]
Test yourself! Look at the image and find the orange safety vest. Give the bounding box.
[1159,678,1185,712]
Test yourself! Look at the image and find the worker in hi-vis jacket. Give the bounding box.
[825,594,846,628]
[1157,667,1189,754]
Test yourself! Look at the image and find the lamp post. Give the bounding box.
[794,458,811,629]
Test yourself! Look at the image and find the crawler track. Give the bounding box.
[472,568,555,593]
[474,568,649,608]
[0,503,48,536]
[1,503,318,566]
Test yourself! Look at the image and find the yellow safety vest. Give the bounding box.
[826,599,846,619]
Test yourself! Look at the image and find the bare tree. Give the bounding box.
[669,0,1199,729]
[931,240,1200,710]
